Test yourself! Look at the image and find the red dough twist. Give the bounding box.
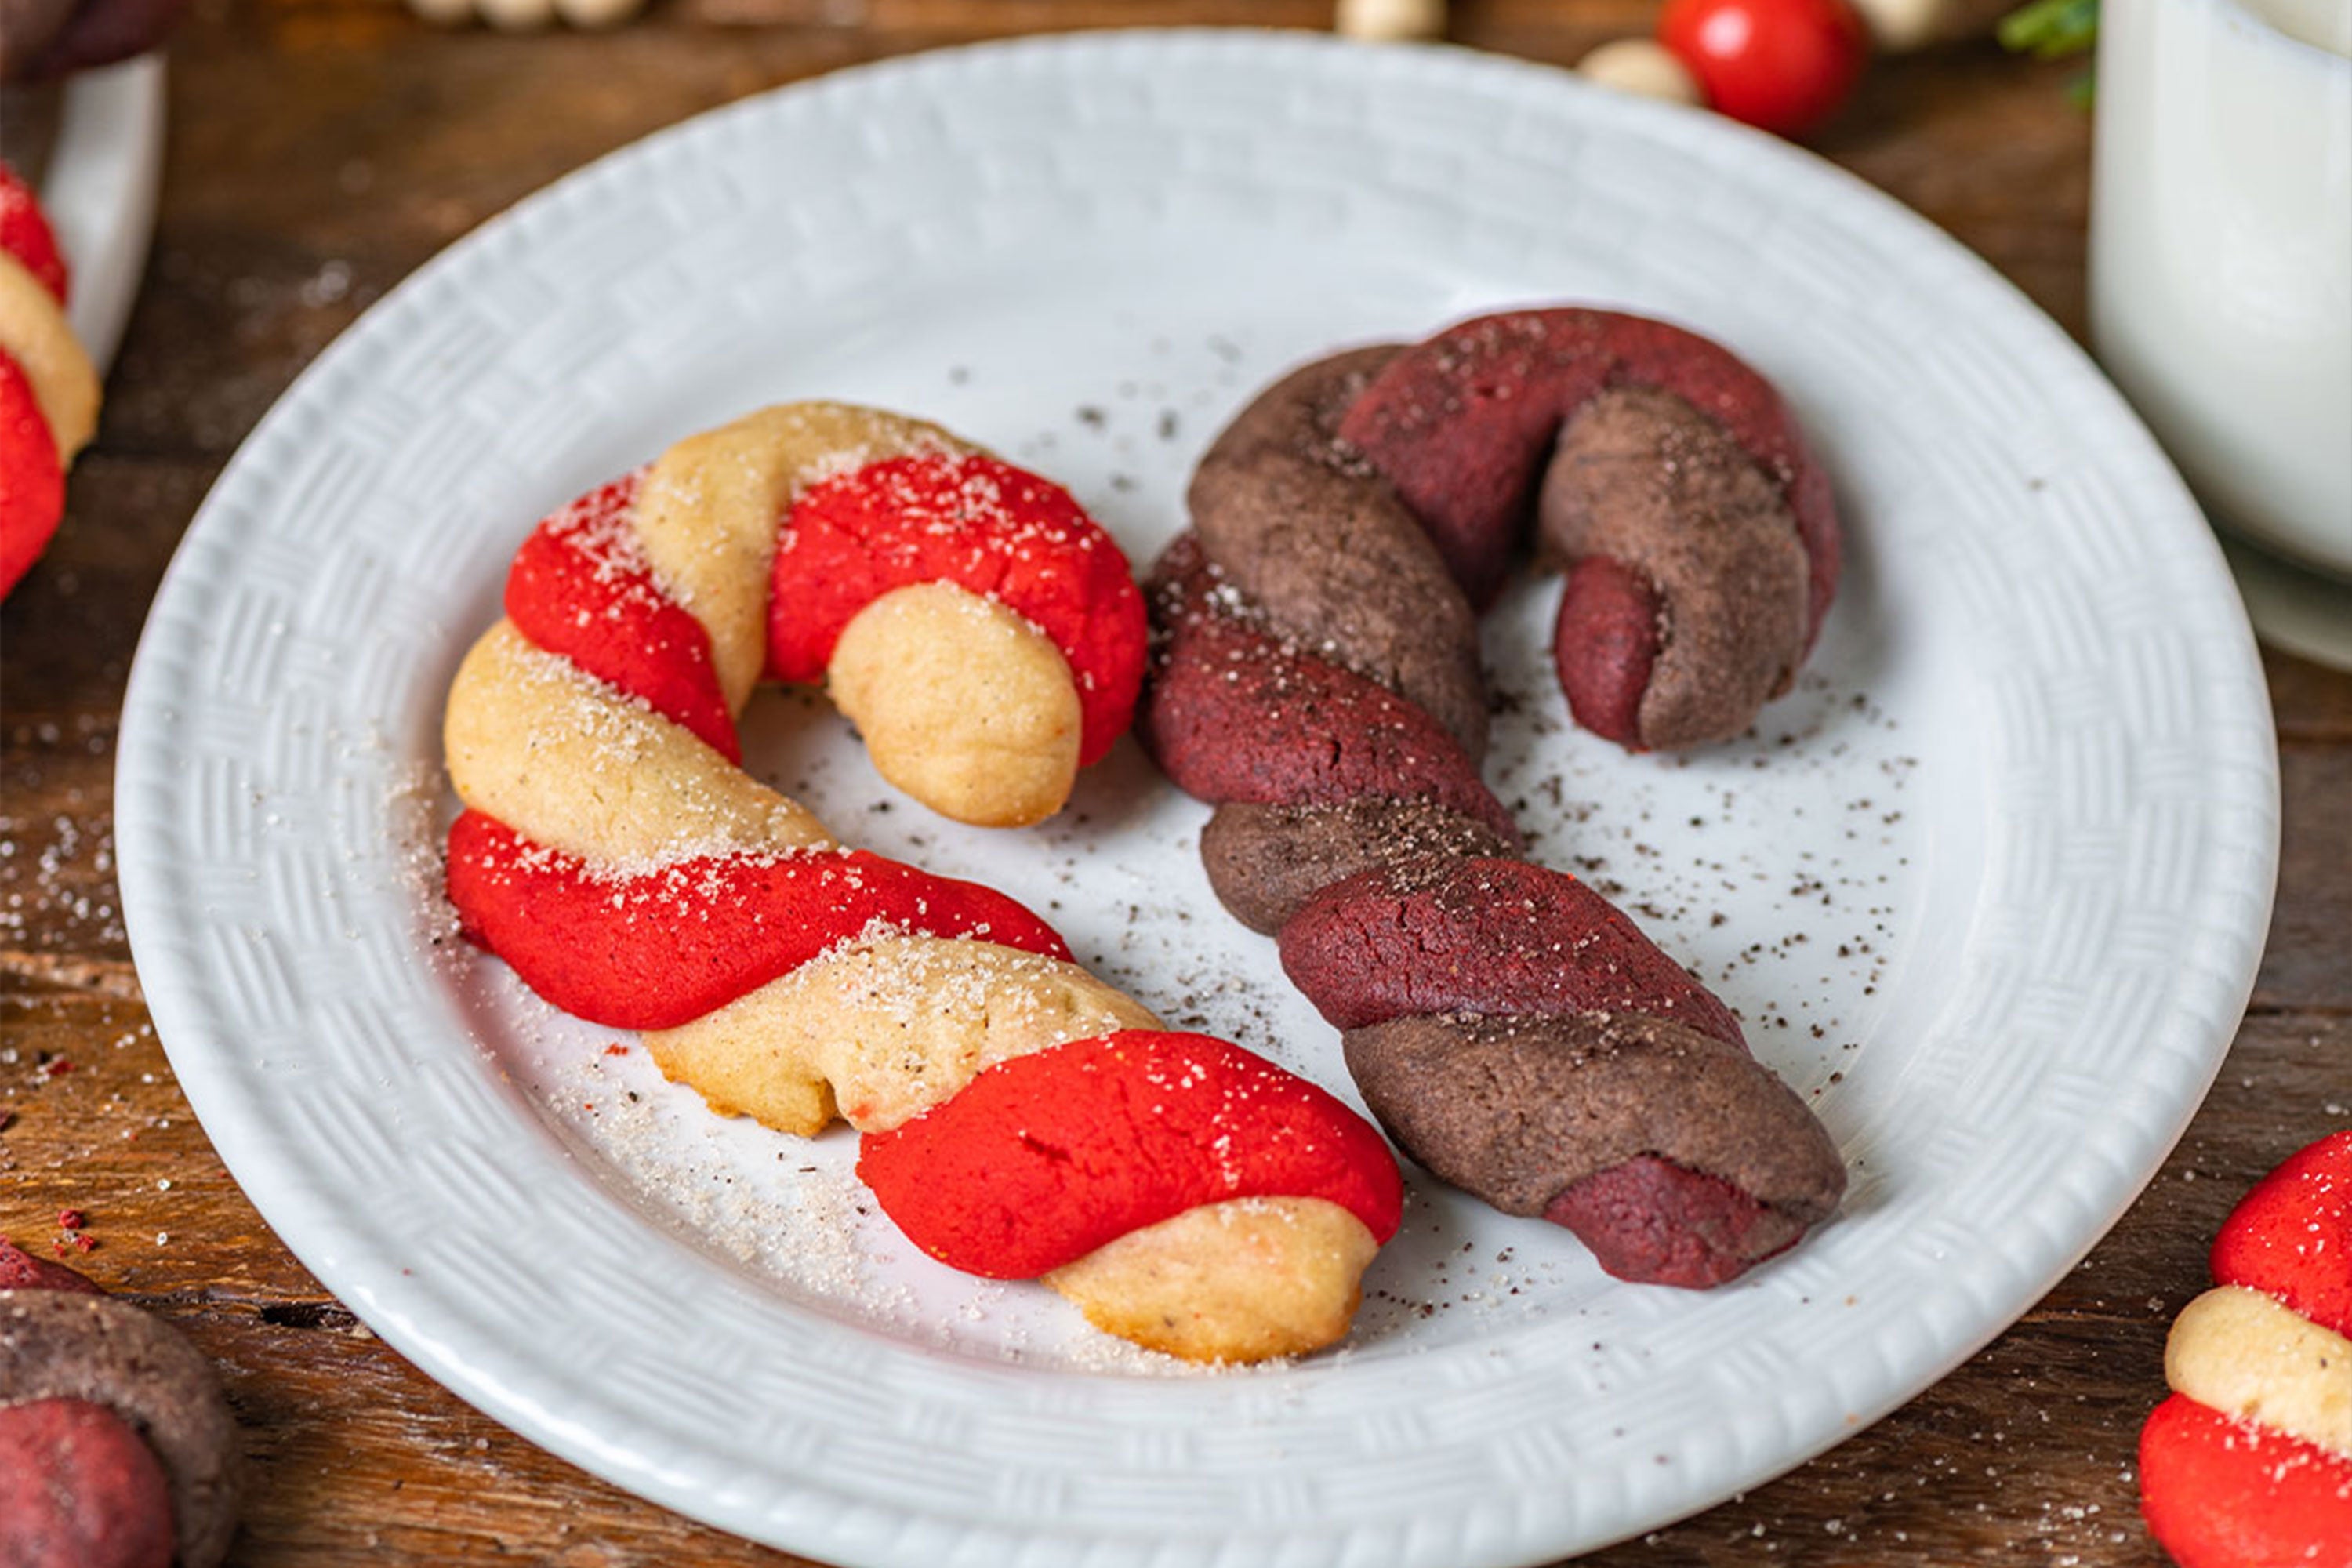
[445,811,1070,1030]
[0,161,96,602]
[862,1031,1403,1279]
[771,452,1147,767]
[0,171,70,301]
[1139,311,1848,1287]
[504,472,743,763]
[444,404,1401,1359]
[2212,1128,2352,1338]
[2140,1131,2352,1567]
[2142,1396,2352,1568]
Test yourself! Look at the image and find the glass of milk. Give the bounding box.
[2091,0,2352,579]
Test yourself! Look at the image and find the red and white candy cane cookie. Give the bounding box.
[0,161,100,601]
[444,403,1403,1362]
[2141,1130,2352,1567]
[1141,314,1848,1288]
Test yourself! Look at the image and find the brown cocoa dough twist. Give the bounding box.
[1138,308,1847,1287]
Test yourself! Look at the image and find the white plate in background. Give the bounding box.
[24,54,166,369]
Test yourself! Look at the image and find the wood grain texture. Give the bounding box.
[2,5,2344,1565]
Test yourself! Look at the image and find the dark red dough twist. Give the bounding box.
[1279,856,1742,1043]
[1144,535,1519,845]
[0,1396,176,1568]
[1140,311,1847,1287]
[1337,310,1838,634]
[0,1236,100,1294]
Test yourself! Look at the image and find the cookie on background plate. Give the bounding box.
[2140,1130,2352,1567]
[0,160,100,600]
[0,0,186,83]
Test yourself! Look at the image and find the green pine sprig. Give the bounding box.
[1999,0,2099,59]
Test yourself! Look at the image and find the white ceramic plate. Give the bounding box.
[117,32,2278,1568]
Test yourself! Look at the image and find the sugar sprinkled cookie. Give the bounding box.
[2140,1130,2352,1567]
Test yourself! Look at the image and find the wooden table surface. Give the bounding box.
[2,4,2345,1563]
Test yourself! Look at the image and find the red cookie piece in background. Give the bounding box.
[769,452,1149,767]
[0,162,70,303]
[445,810,1071,1030]
[2140,1392,2352,1568]
[0,1397,175,1568]
[2140,1131,2352,1567]
[0,1238,104,1294]
[1,162,75,603]
[860,1029,1404,1279]
[2211,1127,2352,1339]
[0,353,67,600]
